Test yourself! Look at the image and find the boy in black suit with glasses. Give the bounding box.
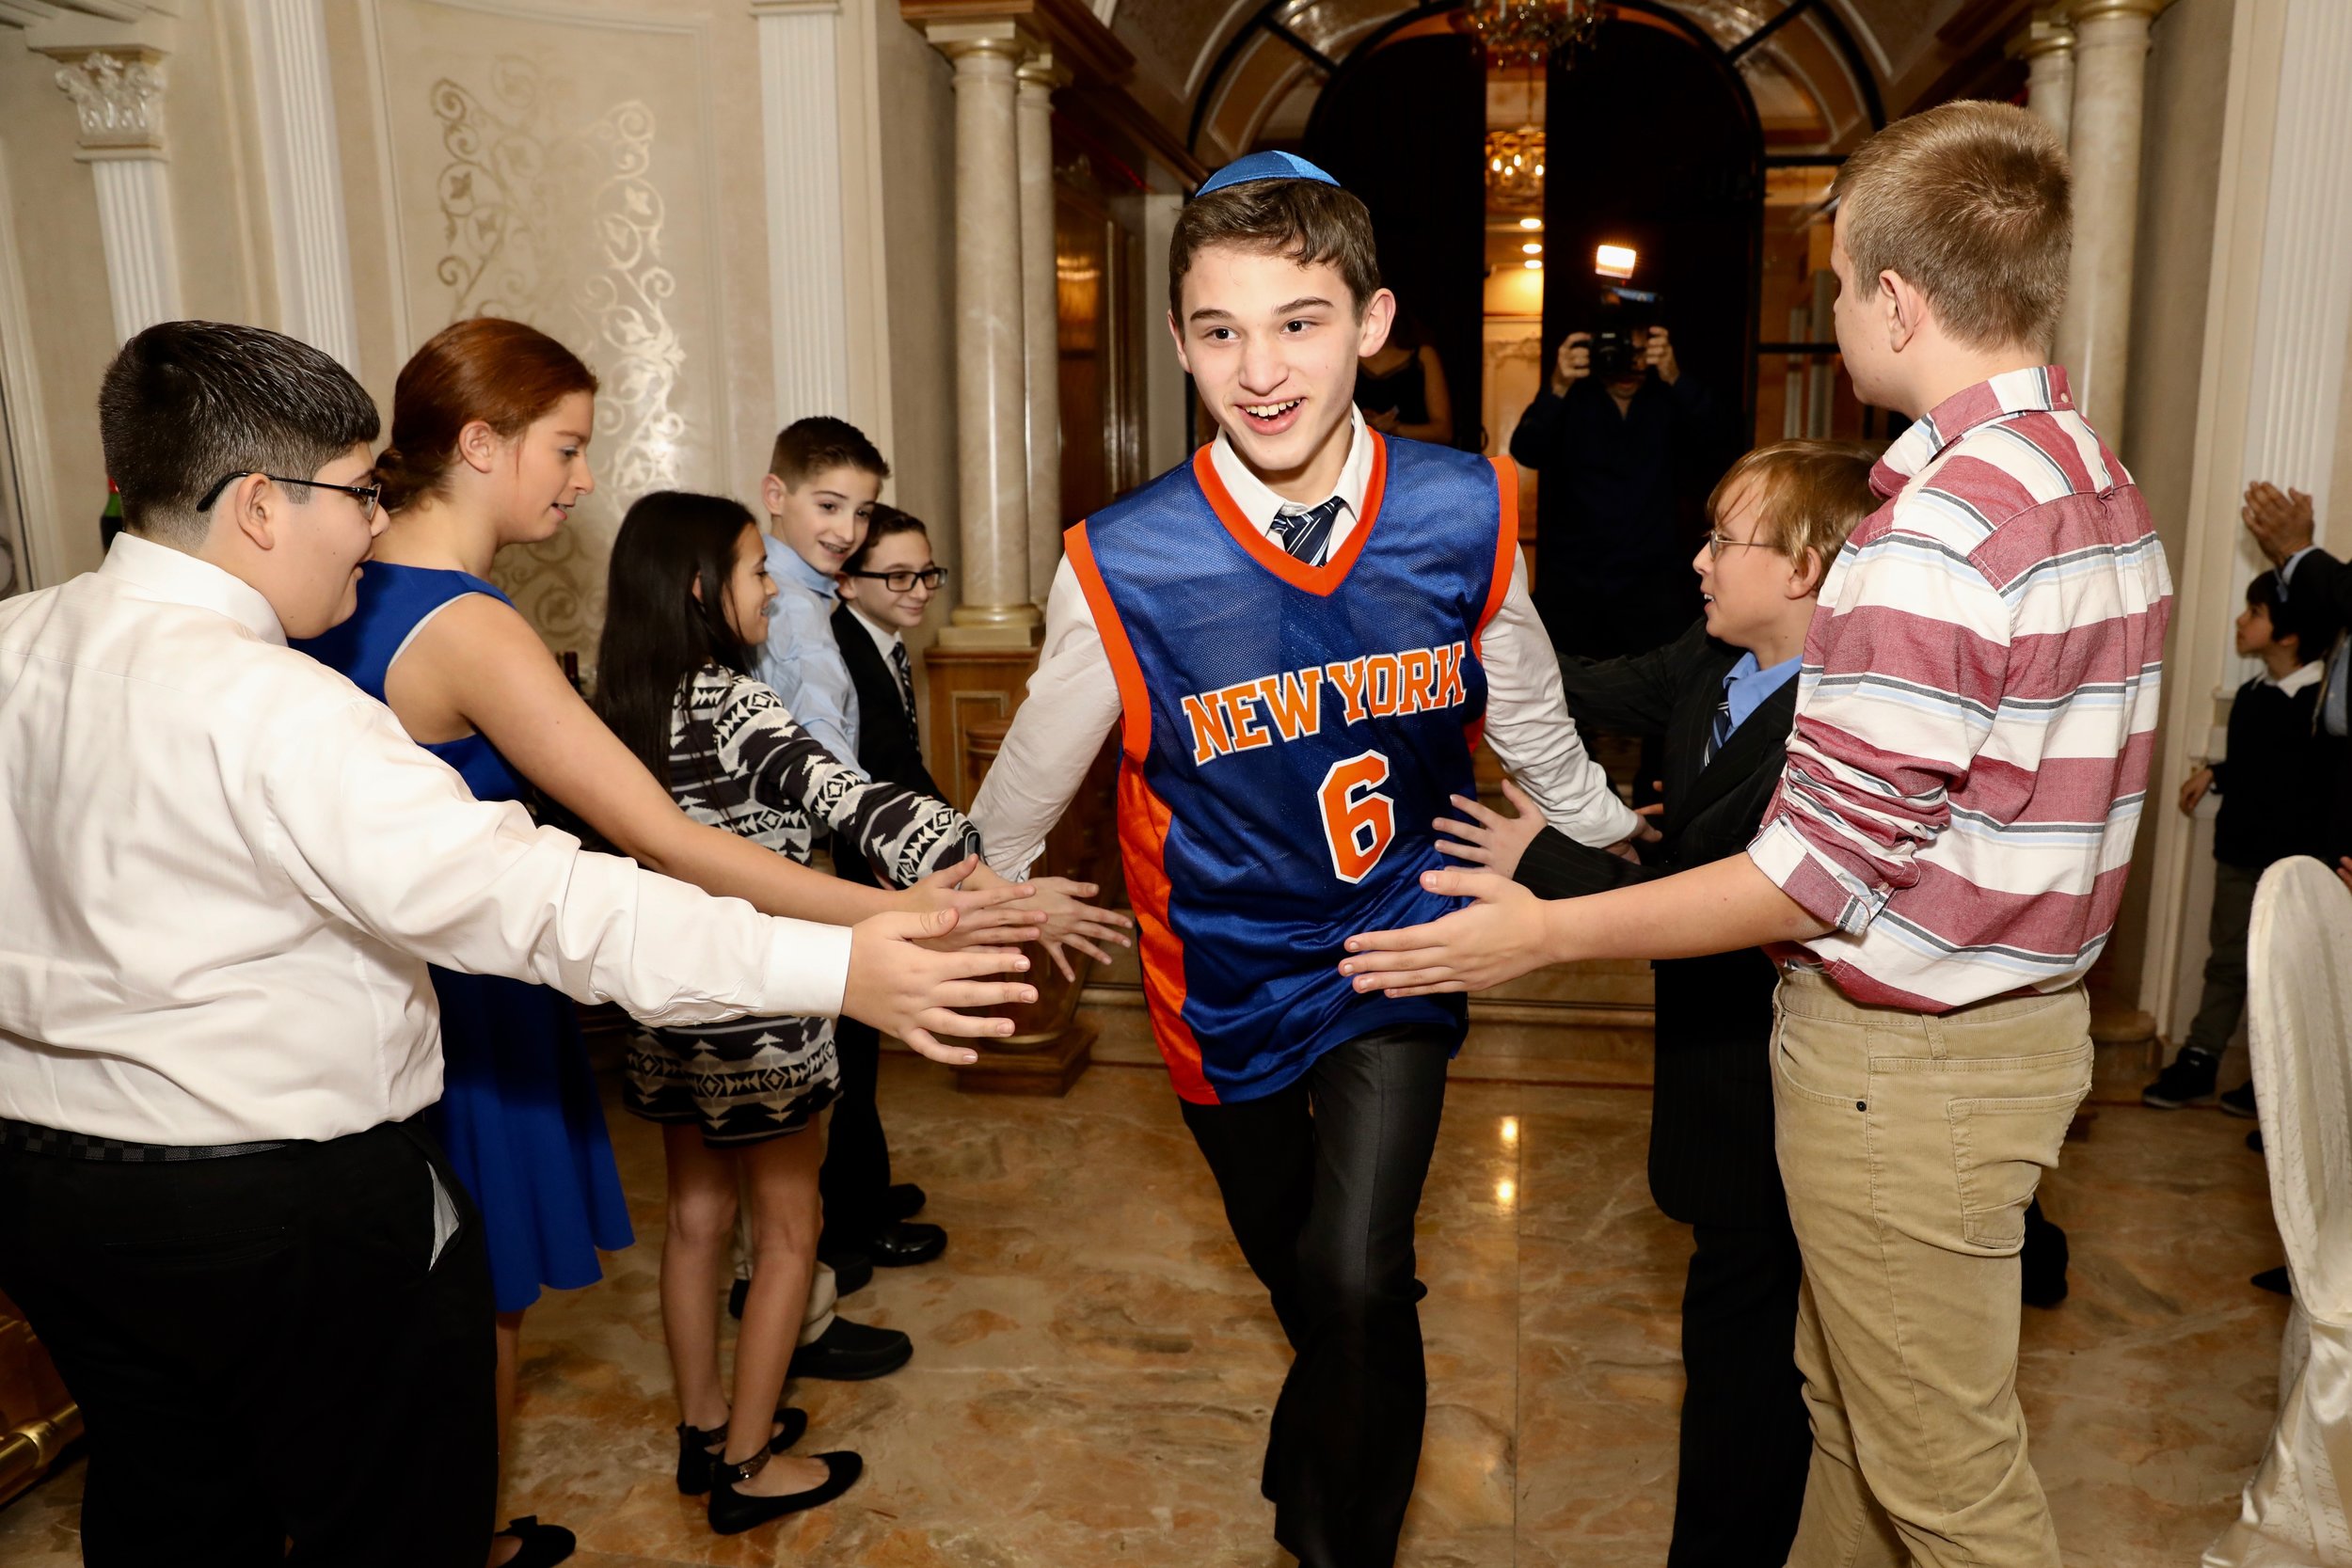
[1437,439,1874,1568]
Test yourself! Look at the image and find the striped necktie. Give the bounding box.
[1704,689,1734,767]
[1269,496,1345,567]
[890,639,919,739]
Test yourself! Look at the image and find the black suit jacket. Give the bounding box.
[1513,619,1794,1229]
[2283,549,2352,862]
[830,602,946,887]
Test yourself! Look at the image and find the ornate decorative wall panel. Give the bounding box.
[367,0,732,663]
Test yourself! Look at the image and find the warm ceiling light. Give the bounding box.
[1596,243,1638,279]
[1522,241,1542,255]
[1518,216,1543,230]
[1524,259,1542,271]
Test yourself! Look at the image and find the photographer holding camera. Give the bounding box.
[1510,313,1738,660]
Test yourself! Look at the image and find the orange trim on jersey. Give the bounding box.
[1462,455,1519,755]
[1474,455,1519,654]
[1117,762,1217,1104]
[1065,521,1153,762]
[1190,430,1391,599]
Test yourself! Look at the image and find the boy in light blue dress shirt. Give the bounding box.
[755,418,888,772]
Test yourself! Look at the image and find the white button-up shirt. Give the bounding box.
[0,535,851,1147]
[969,411,1641,875]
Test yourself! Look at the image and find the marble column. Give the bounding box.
[928,22,1040,647]
[2053,0,2167,443]
[756,0,850,424]
[244,0,359,369]
[2014,11,2077,148]
[1016,50,1066,610]
[48,50,182,344]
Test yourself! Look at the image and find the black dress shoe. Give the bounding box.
[492,1514,576,1567]
[727,1275,749,1321]
[788,1316,913,1381]
[707,1449,863,1535]
[887,1182,927,1221]
[675,1406,809,1495]
[2254,1264,2293,1296]
[866,1220,946,1267]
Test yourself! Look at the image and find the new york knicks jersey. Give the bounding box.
[1068,433,1519,1103]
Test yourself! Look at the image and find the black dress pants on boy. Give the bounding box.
[1670,1219,1810,1567]
[0,1118,496,1568]
[1178,1023,1452,1568]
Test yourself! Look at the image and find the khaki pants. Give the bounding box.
[1771,969,2090,1568]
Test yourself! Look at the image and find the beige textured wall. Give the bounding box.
[872,12,961,664]
[2106,0,2235,1008]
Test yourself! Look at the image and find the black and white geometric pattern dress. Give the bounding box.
[623,665,983,1144]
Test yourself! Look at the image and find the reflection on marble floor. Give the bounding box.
[0,1042,2291,1566]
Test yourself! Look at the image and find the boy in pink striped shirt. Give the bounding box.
[1346,102,2172,1568]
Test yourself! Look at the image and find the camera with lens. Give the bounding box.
[1589,282,1663,381]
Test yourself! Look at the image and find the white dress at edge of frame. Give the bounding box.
[2207,855,2352,1567]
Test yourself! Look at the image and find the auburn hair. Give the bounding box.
[1708,440,1881,577]
[377,317,599,512]
[1168,178,1382,321]
[1832,100,2071,353]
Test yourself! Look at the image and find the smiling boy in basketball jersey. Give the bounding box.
[966,152,1641,1567]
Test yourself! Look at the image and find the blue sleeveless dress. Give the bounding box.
[297,563,633,1313]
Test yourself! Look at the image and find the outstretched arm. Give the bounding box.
[968,555,1123,879]
[1339,854,1827,996]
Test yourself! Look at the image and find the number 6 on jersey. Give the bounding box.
[1318,749,1395,884]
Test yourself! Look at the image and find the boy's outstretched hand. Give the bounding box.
[844,905,1037,1064]
[1010,876,1136,982]
[1338,867,1555,997]
[899,855,1043,950]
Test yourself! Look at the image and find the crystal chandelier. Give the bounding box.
[1457,0,1606,71]
[1486,128,1546,210]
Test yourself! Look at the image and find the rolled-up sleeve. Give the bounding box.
[262,696,851,1025]
[1747,524,2011,935]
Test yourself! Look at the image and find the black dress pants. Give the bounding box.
[0,1119,496,1568]
[821,851,894,1255]
[819,1016,892,1253]
[1670,1219,1810,1568]
[1179,1023,1453,1568]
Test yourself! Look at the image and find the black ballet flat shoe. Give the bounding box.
[675,1406,811,1495]
[492,1514,576,1568]
[707,1448,863,1535]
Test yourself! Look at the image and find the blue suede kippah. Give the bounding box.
[1196,150,1343,196]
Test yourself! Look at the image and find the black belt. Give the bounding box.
[0,1117,290,1164]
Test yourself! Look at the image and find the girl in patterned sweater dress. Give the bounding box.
[593,489,996,1534]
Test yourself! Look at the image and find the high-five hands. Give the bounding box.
[843,905,1036,1065]
[898,855,1041,951]
[1433,778,1548,877]
[1337,867,1555,997]
[1010,877,1136,982]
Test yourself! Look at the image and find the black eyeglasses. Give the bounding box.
[196,470,382,522]
[844,566,947,593]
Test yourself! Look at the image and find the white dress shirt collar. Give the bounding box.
[1208,404,1374,535]
[2266,659,2325,696]
[102,531,287,646]
[847,602,901,661]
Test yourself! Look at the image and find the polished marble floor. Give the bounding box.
[0,1041,2292,1566]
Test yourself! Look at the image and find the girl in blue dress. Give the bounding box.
[299,317,1049,1567]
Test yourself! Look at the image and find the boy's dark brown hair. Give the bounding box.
[1708,439,1881,578]
[1168,179,1383,321]
[842,503,928,578]
[769,416,889,488]
[1831,100,2071,352]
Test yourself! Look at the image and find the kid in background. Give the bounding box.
[2144,568,2327,1114]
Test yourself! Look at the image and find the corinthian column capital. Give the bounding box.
[48,48,168,157]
